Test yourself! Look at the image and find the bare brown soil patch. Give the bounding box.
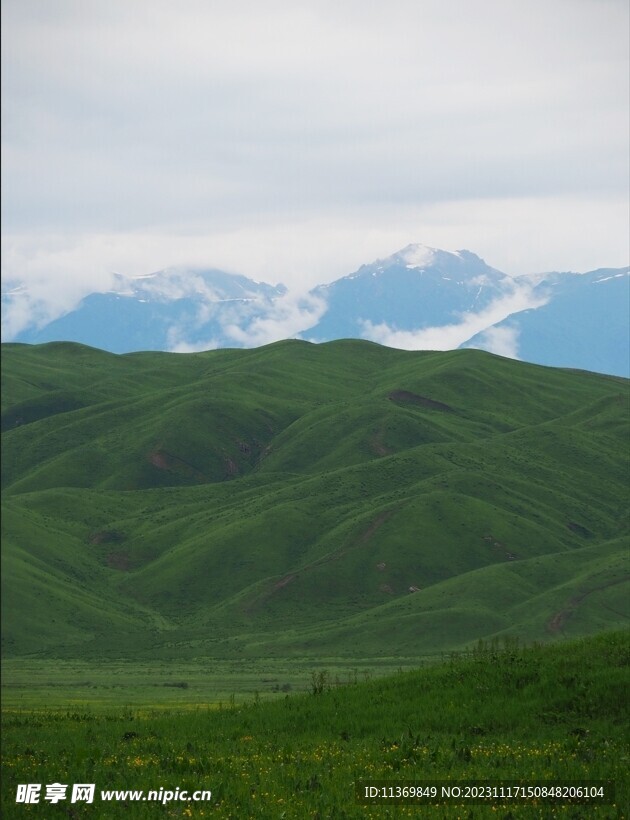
[388,390,454,412]
[105,551,132,571]
[88,530,124,545]
[370,434,393,457]
[274,573,297,591]
[148,449,207,481]
[567,521,593,539]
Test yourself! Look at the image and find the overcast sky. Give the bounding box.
[2,0,629,315]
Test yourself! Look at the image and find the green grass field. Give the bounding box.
[1,656,418,710]
[2,632,628,818]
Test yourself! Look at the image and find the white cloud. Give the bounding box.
[3,2,628,236]
[165,333,220,355]
[161,288,327,353]
[220,290,327,348]
[469,325,521,359]
[1,0,628,341]
[360,283,548,352]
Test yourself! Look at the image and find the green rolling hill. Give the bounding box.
[1,339,628,659]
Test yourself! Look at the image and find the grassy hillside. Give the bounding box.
[2,632,628,817]
[1,340,628,659]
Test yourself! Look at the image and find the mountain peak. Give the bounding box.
[396,243,437,269]
[387,244,490,272]
[369,244,495,279]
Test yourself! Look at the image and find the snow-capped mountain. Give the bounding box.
[3,268,286,354]
[2,244,628,376]
[308,245,514,342]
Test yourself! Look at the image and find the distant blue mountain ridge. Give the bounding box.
[2,244,628,377]
[465,267,630,377]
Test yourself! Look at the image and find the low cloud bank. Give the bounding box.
[360,283,547,359]
[167,290,327,353]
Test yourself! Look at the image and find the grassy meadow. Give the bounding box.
[1,656,413,710]
[2,632,628,818]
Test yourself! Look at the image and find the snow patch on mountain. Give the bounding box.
[398,243,436,269]
[594,271,628,284]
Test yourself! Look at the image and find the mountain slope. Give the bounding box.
[467,267,630,376]
[2,341,628,659]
